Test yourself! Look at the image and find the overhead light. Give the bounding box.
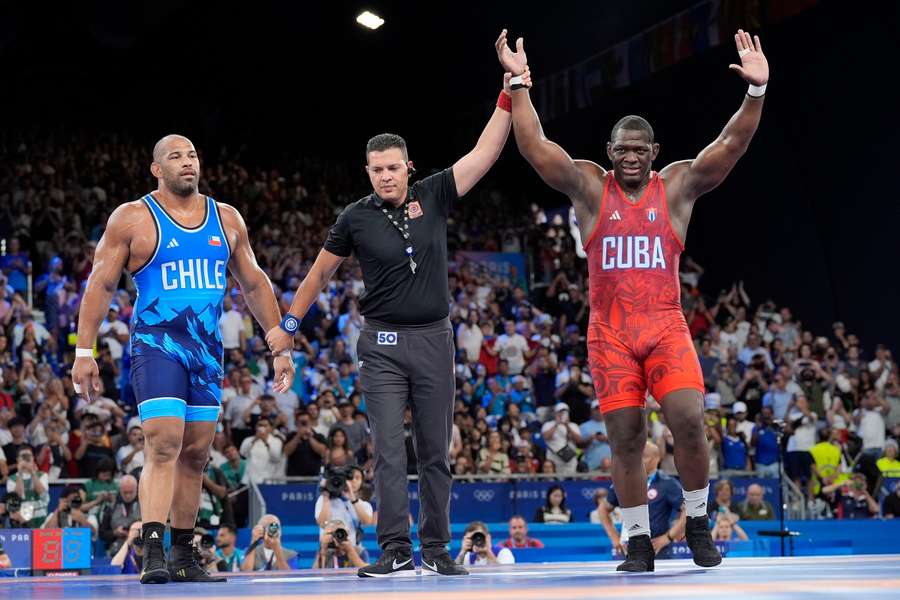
[356,11,384,30]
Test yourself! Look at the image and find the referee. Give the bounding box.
[266,47,532,577]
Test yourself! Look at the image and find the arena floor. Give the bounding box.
[3,555,900,599]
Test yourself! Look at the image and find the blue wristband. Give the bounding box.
[279,313,301,335]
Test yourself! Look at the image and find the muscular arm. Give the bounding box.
[510,86,605,233]
[452,99,512,197]
[285,249,345,320]
[220,205,281,333]
[76,205,140,349]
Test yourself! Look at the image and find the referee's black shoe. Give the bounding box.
[168,544,226,582]
[685,515,722,567]
[421,551,469,576]
[139,539,170,584]
[358,548,417,578]
[616,534,654,572]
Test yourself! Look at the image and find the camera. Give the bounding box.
[323,466,351,497]
[266,522,280,538]
[201,533,215,548]
[6,494,22,513]
[70,496,83,510]
[471,532,486,548]
[332,527,349,544]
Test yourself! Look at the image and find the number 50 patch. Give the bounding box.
[377,331,398,345]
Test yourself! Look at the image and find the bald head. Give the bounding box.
[120,474,138,501]
[642,440,661,475]
[153,134,192,164]
[150,134,200,197]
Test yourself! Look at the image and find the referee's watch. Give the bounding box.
[279,313,301,335]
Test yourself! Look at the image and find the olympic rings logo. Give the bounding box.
[473,490,496,502]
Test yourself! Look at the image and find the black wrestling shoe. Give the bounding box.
[685,515,722,567]
[140,540,170,584]
[421,551,469,576]
[616,534,654,572]
[168,544,227,582]
[357,548,417,578]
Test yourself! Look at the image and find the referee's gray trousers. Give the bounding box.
[357,316,455,554]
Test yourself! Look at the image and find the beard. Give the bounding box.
[162,171,199,197]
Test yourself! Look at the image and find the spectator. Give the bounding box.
[709,479,740,518]
[0,238,30,296]
[499,515,544,549]
[784,395,817,488]
[824,473,880,519]
[752,406,782,478]
[598,441,685,559]
[221,444,247,489]
[214,525,246,573]
[533,484,572,524]
[762,373,794,420]
[478,430,511,475]
[809,428,849,496]
[0,491,30,528]
[554,364,593,424]
[73,415,115,478]
[579,399,611,471]
[721,417,752,471]
[84,458,119,517]
[115,425,145,475]
[853,390,891,458]
[198,459,230,528]
[34,420,71,482]
[589,488,621,525]
[43,484,98,537]
[224,375,257,447]
[219,295,246,354]
[711,512,749,541]
[329,399,368,457]
[284,411,328,476]
[313,519,368,568]
[736,483,776,520]
[877,439,900,477]
[110,520,144,574]
[496,320,532,376]
[5,447,49,527]
[240,417,284,484]
[456,521,515,566]
[457,311,484,364]
[241,515,298,571]
[883,481,900,519]
[243,394,289,435]
[99,474,141,555]
[2,418,30,476]
[541,403,582,475]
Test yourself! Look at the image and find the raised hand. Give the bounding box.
[266,325,294,355]
[502,68,533,95]
[729,29,768,86]
[496,29,527,76]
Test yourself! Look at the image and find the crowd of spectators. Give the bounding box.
[1,132,899,566]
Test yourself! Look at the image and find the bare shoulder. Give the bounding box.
[572,160,607,204]
[573,159,607,183]
[215,201,249,250]
[659,160,694,203]
[105,200,152,238]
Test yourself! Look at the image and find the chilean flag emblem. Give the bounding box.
[208,235,222,246]
[647,208,657,223]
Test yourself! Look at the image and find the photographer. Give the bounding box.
[111,520,144,574]
[43,484,98,537]
[313,519,368,569]
[192,528,221,573]
[1,492,30,528]
[241,514,297,571]
[314,465,374,553]
[214,525,245,573]
[239,417,283,484]
[5,447,49,527]
[455,521,514,566]
[823,473,880,519]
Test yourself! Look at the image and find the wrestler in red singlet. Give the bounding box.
[498,28,769,571]
[583,171,703,414]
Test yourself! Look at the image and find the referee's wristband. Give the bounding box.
[75,348,94,358]
[510,74,527,90]
[279,313,301,335]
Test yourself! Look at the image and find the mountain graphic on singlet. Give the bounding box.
[129,193,231,404]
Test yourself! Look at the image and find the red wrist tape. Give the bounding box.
[497,91,512,113]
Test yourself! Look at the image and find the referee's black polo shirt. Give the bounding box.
[324,168,457,325]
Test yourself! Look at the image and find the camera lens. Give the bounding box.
[267,522,280,537]
[201,534,215,548]
[333,528,348,543]
[70,497,83,509]
[471,532,486,548]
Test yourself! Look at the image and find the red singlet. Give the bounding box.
[582,172,704,413]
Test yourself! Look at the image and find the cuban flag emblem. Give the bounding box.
[208,235,222,247]
[647,208,657,223]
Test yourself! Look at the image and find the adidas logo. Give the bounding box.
[629,524,643,531]
[697,502,706,509]
[149,531,159,539]
[166,238,180,249]
[609,210,622,221]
